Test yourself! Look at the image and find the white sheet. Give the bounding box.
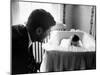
[42,30,95,52]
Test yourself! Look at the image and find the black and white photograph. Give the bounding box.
[11,0,96,75]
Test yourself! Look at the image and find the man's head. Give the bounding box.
[26,9,56,42]
[71,34,80,46]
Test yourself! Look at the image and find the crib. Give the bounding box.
[32,27,96,72]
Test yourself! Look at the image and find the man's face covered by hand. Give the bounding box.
[26,9,56,42]
[29,26,50,42]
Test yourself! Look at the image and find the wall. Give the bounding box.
[64,5,74,30]
[11,0,20,25]
[75,5,92,33]
[11,1,63,25]
[64,5,94,34]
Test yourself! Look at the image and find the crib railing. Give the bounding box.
[32,28,95,69]
[32,29,66,63]
[32,33,50,63]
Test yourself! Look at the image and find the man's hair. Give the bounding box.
[72,35,80,42]
[26,9,56,31]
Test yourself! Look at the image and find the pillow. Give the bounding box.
[60,39,71,49]
[82,32,95,51]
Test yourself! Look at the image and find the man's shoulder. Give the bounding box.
[12,24,27,39]
[12,24,25,30]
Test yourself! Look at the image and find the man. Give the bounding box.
[12,9,56,74]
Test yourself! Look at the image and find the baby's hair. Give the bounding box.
[72,34,80,42]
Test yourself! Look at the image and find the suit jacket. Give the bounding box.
[12,25,37,74]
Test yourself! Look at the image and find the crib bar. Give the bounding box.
[35,42,37,62]
[38,42,39,62]
[32,34,51,63]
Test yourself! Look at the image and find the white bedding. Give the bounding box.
[42,30,95,52]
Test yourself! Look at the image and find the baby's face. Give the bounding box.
[71,41,79,46]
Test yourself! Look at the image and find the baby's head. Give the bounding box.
[71,34,80,46]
